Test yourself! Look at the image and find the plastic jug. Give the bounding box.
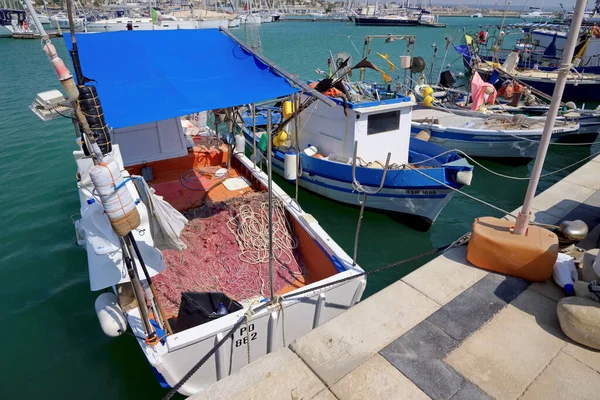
[552,253,578,296]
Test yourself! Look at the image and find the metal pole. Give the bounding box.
[252,104,257,170]
[293,94,301,203]
[267,110,274,299]
[513,0,587,236]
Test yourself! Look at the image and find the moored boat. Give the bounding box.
[29,26,368,397]
[411,107,579,158]
[244,81,474,228]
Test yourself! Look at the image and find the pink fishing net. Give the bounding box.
[154,192,306,315]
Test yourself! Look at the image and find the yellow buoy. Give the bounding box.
[282,101,294,119]
[278,130,288,142]
[273,137,282,147]
[422,86,434,96]
[423,95,434,107]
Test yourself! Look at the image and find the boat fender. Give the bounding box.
[410,57,426,73]
[283,150,297,180]
[553,253,578,296]
[95,292,127,337]
[234,134,245,154]
[455,170,473,186]
[282,101,295,119]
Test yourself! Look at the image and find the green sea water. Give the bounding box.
[0,17,598,398]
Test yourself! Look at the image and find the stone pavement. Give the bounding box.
[191,157,600,400]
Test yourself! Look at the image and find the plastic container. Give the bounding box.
[216,302,229,315]
[553,253,578,296]
[81,198,121,255]
[303,145,319,157]
[282,101,295,119]
[284,150,297,180]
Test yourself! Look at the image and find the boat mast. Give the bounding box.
[513,0,588,235]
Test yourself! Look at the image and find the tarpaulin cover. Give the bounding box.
[64,30,299,129]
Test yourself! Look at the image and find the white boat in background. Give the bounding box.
[471,12,483,18]
[0,6,28,37]
[50,12,85,29]
[228,16,241,28]
[85,15,229,32]
[519,8,552,19]
[411,107,579,158]
[239,13,261,24]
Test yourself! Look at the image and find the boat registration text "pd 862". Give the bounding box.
[235,324,258,347]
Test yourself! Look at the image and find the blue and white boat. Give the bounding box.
[244,89,474,228]
[411,107,580,159]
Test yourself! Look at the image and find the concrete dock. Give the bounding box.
[190,157,600,400]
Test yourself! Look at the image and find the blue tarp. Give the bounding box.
[64,30,299,129]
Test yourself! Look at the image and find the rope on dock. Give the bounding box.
[161,239,465,399]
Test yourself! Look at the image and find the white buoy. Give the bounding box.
[456,170,473,186]
[284,150,297,180]
[95,292,127,337]
[234,134,246,154]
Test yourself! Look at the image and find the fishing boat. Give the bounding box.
[411,107,579,158]
[29,23,368,396]
[243,77,474,228]
[0,5,27,38]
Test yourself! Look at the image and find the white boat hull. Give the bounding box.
[0,25,12,38]
[268,155,456,225]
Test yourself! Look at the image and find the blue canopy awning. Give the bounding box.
[64,30,299,129]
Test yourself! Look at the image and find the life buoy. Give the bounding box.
[593,25,600,39]
[22,20,28,30]
[504,84,514,99]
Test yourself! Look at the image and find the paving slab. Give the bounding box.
[562,342,600,373]
[445,289,566,400]
[380,320,462,400]
[311,389,338,400]
[190,347,327,400]
[402,246,488,306]
[331,354,430,400]
[520,352,600,400]
[426,273,529,342]
[290,280,439,386]
[563,160,600,191]
[449,382,491,400]
[531,180,595,219]
[529,280,565,303]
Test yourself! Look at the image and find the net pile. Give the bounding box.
[154,192,306,314]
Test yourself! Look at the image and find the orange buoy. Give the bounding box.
[466,216,558,282]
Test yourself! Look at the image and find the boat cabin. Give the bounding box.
[297,91,414,165]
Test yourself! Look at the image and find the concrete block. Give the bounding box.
[532,180,595,219]
[381,321,462,400]
[190,348,327,400]
[563,160,600,190]
[290,280,439,386]
[450,382,491,400]
[402,245,488,306]
[530,280,565,302]
[557,296,600,350]
[331,354,429,400]
[520,352,600,400]
[445,290,566,400]
[427,274,529,341]
[562,342,600,373]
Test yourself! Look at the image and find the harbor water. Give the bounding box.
[1,17,598,398]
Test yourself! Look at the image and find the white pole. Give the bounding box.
[513,0,587,236]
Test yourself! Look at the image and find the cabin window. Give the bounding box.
[367,111,400,135]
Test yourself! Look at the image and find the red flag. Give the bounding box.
[244,2,248,11]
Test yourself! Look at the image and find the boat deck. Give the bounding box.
[190,156,600,400]
[126,139,309,316]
